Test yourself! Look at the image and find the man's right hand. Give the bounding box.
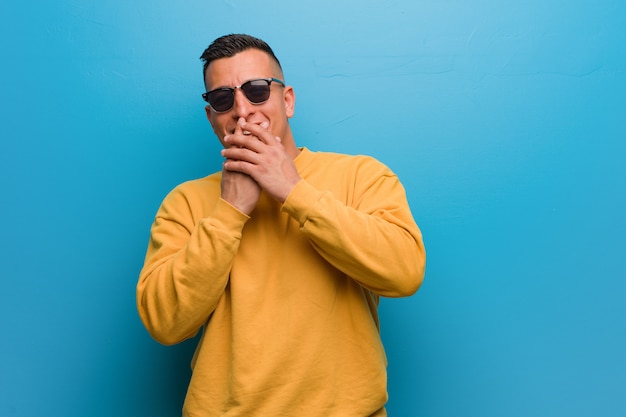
[220,118,262,215]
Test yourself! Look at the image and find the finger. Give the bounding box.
[221,146,260,163]
[242,120,268,137]
[223,133,264,153]
[241,122,276,145]
[235,117,246,135]
[224,118,249,148]
[222,158,255,176]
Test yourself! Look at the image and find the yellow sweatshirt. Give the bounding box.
[137,148,426,417]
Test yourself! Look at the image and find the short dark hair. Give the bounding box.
[200,34,282,80]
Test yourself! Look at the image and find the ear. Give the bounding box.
[283,86,296,118]
[205,105,214,125]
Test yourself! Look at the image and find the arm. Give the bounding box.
[136,187,249,345]
[282,160,426,298]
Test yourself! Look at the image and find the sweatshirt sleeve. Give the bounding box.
[136,186,249,345]
[281,159,426,298]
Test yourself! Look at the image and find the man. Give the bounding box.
[137,34,426,417]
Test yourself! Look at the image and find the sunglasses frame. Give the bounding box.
[202,77,285,113]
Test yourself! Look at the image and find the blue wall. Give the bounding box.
[2,1,625,416]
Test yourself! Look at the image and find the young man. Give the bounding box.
[137,34,426,417]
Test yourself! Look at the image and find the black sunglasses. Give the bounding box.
[202,77,285,113]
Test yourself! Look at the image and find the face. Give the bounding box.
[204,49,296,149]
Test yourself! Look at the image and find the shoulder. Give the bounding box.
[157,172,222,217]
[301,148,393,176]
[173,172,222,196]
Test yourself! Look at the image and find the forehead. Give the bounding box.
[205,49,280,89]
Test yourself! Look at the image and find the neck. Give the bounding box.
[282,131,301,159]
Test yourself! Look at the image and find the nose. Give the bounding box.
[232,88,253,119]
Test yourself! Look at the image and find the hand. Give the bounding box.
[221,120,301,203]
[220,118,262,215]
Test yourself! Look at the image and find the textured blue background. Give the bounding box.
[1,1,625,416]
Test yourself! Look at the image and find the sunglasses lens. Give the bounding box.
[205,79,276,112]
[241,79,271,104]
[208,90,235,112]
